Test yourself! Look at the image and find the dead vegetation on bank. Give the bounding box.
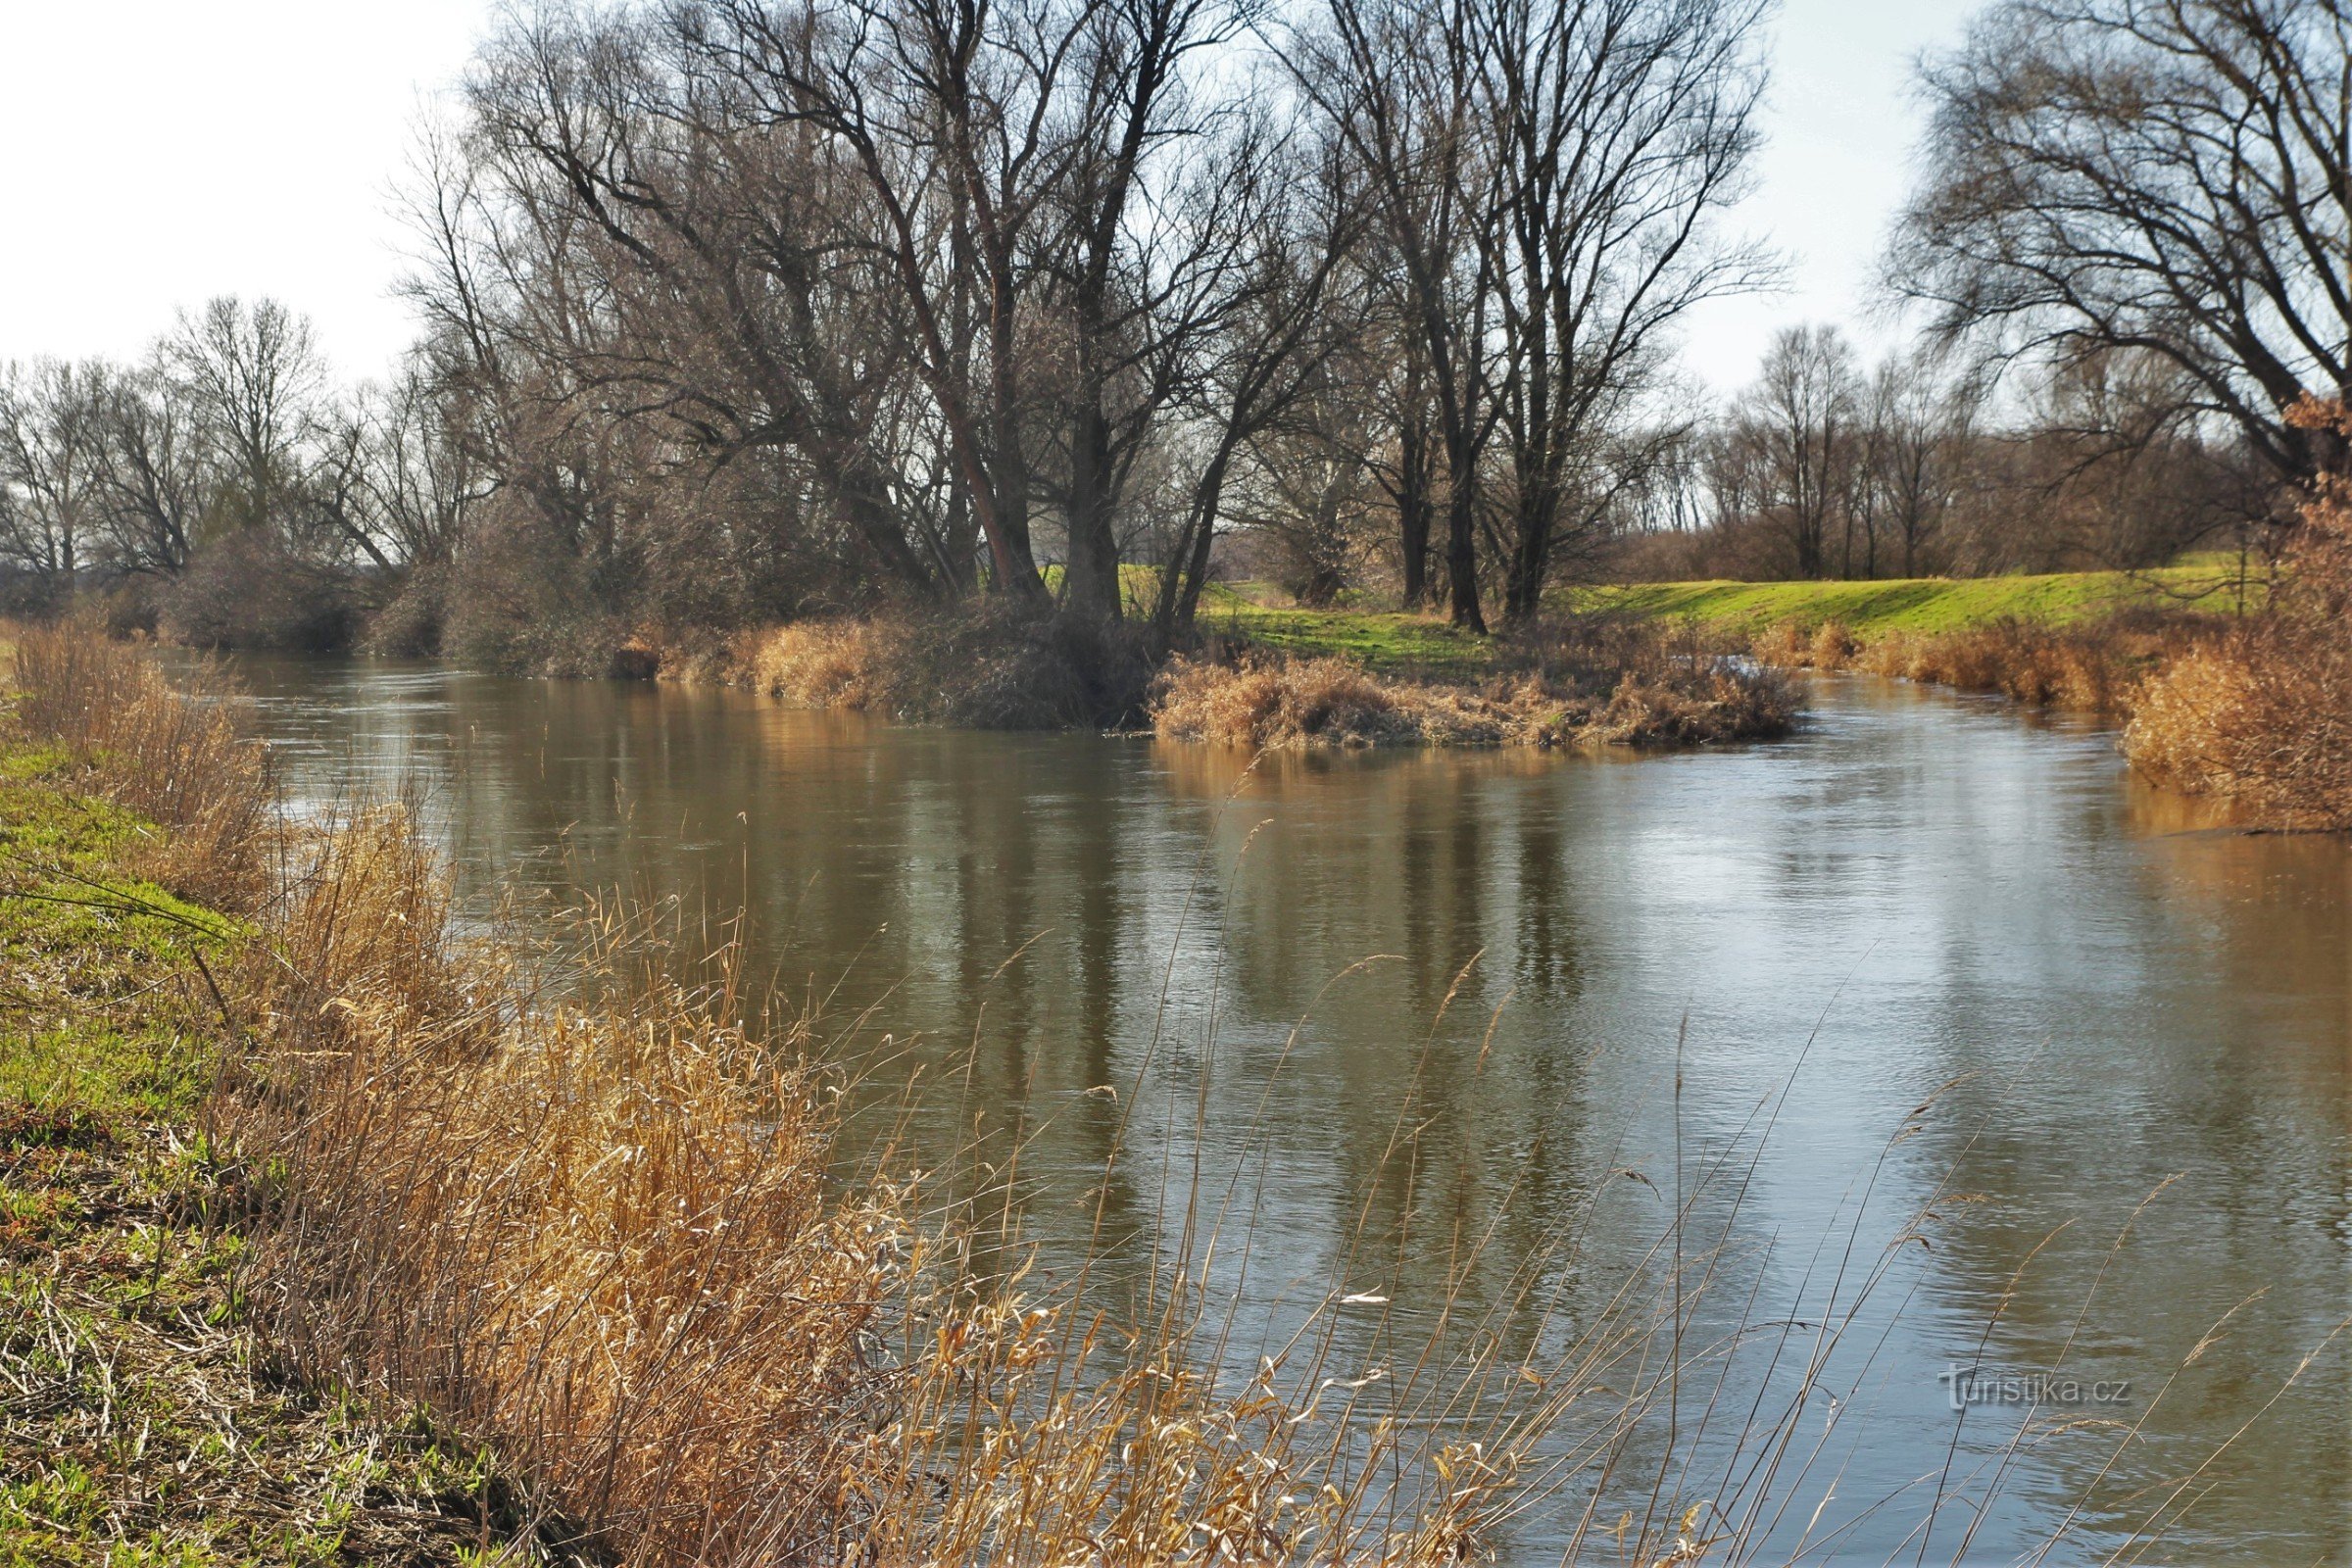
[695,604,1159,730]
[1152,619,1796,750]
[2123,400,2352,830]
[1749,610,2208,716]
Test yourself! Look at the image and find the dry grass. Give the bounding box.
[718,605,1158,729]
[1752,610,2211,717]
[1749,616,1857,672]
[740,616,905,711]
[0,1116,553,1567]
[231,828,904,1563]
[2124,399,2352,830]
[1152,620,1796,751]
[10,623,272,911]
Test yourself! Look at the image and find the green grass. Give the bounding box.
[1560,561,2258,639]
[0,761,241,1119]
[1170,561,2260,671]
[1191,583,1495,675]
[0,750,240,1122]
[0,716,548,1568]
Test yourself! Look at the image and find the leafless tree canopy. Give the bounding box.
[1892,0,2352,482]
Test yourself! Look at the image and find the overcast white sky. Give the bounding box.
[0,0,1978,392]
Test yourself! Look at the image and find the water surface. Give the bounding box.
[225,656,2350,1564]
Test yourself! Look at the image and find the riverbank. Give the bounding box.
[1171,559,2254,670]
[0,679,551,1563]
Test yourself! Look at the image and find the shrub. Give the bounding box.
[733,603,1158,729]
[1756,610,2209,717]
[361,562,449,659]
[439,528,631,677]
[746,615,902,710]
[2125,399,2352,828]
[158,533,362,653]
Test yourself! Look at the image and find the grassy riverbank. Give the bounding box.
[0,717,543,1563]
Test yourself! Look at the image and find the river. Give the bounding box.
[220,655,2349,1565]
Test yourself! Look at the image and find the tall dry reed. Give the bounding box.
[1752,611,2217,718]
[9,623,271,909]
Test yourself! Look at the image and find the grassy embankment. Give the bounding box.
[0,676,540,1562]
[1189,560,2254,672]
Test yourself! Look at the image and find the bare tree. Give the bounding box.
[162,297,326,535]
[1301,0,1500,630]
[1866,350,1983,577]
[1474,0,1771,623]
[1893,0,2352,487]
[95,368,210,576]
[1151,118,1365,634]
[0,359,111,585]
[1728,323,1857,578]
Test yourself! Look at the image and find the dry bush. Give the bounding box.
[1747,618,1811,668]
[744,615,903,710]
[1154,620,1795,751]
[1856,620,2133,711]
[158,532,362,654]
[1151,654,1424,747]
[2126,400,2352,828]
[1747,618,1855,670]
[9,623,271,910]
[362,561,451,659]
[2141,624,2352,828]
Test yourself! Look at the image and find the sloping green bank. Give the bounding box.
[0,726,540,1565]
[1563,563,2256,638]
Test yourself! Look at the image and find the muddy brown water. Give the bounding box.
[219,655,2349,1564]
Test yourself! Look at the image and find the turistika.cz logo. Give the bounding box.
[1937,1363,2132,1412]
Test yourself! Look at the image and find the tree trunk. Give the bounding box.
[1064,398,1122,619]
[1444,439,1485,633]
[1398,415,1432,608]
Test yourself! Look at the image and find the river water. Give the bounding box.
[220,655,2348,1564]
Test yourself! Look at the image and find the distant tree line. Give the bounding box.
[0,0,2340,662]
[1611,327,2278,583]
